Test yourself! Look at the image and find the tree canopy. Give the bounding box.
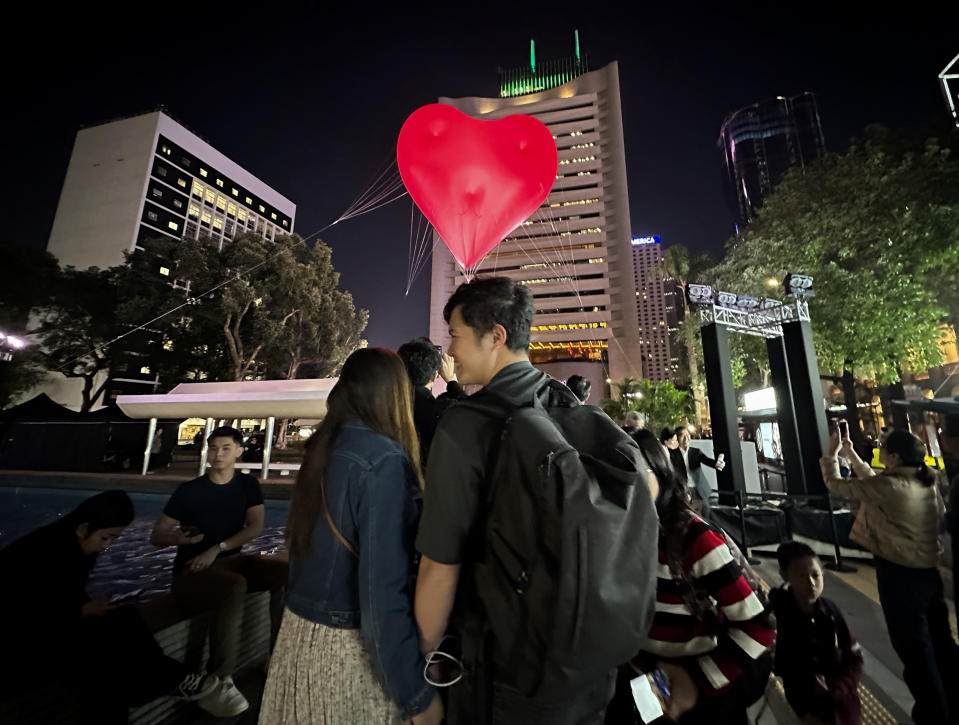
[118,234,368,387]
[707,124,959,387]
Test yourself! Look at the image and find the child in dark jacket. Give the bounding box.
[770,542,862,725]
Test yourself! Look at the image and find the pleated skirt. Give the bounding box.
[259,607,398,725]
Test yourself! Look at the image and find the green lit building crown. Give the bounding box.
[499,54,590,98]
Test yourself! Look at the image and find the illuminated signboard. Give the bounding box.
[631,235,661,246]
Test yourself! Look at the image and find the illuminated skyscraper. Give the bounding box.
[718,92,826,227]
[630,236,679,383]
[428,56,643,394]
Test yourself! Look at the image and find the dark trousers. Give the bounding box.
[875,557,958,725]
[447,668,614,725]
[1,605,188,725]
[172,553,287,677]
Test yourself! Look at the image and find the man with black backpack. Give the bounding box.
[415,277,659,725]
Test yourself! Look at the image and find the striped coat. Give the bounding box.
[642,516,776,694]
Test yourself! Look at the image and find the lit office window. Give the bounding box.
[201,211,212,224]
[200,168,208,177]
[213,217,223,230]
[216,179,224,188]
[237,208,247,221]
[232,188,239,197]
[216,196,226,211]
[259,205,265,213]
[188,204,200,218]
[168,221,179,231]
[282,219,288,227]
[140,366,151,375]
[227,202,237,217]
[192,181,204,197]
[147,211,158,222]
[177,178,187,188]
[271,212,277,220]
[159,266,170,276]
[205,190,216,204]
[245,196,253,204]
[160,144,171,155]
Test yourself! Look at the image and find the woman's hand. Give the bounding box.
[827,429,842,457]
[658,661,698,720]
[409,693,443,725]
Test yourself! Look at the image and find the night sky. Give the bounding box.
[4,3,956,350]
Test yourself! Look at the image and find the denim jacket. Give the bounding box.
[286,419,434,719]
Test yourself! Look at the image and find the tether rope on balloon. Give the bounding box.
[55,154,412,374]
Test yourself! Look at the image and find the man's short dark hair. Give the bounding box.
[660,427,676,444]
[673,426,687,439]
[443,276,535,352]
[208,426,244,446]
[566,375,591,403]
[397,337,442,387]
[777,540,817,572]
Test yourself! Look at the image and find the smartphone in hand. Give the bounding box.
[838,420,849,439]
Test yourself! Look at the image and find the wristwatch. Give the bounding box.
[218,541,228,552]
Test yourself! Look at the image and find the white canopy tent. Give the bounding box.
[117,378,336,477]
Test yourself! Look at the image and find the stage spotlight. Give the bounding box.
[783,273,814,297]
[686,284,714,306]
[717,292,760,310]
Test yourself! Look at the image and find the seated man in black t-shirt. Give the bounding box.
[150,426,287,718]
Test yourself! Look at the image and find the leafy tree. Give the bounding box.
[600,377,695,434]
[600,377,643,423]
[0,241,61,408]
[0,240,60,330]
[34,267,119,412]
[708,124,959,438]
[657,245,716,423]
[119,234,367,390]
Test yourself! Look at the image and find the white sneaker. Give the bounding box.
[198,675,250,717]
[173,671,219,701]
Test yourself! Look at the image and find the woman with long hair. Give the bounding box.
[823,428,956,724]
[608,430,775,725]
[260,348,442,725]
[0,490,216,723]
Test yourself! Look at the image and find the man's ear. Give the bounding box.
[490,323,508,348]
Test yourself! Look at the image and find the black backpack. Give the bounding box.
[460,379,659,699]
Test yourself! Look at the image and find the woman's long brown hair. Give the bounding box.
[286,347,423,559]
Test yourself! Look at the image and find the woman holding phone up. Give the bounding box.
[822,427,956,724]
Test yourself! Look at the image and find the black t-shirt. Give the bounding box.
[163,472,264,573]
[416,362,547,565]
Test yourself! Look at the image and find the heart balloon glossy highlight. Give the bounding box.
[397,104,558,269]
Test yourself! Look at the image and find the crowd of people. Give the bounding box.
[1,275,957,725]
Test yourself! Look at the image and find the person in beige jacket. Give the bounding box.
[821,428,957,725]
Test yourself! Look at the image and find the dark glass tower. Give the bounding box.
[718,92,826,227]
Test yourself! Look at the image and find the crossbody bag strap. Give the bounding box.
[321,479,358,558]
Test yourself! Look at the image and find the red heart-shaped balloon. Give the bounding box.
[397,104,558,269]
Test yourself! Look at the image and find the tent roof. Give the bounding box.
[0,393,80,421]
[117,378,337,419]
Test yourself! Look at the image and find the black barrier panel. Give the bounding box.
[711,506,788,549]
